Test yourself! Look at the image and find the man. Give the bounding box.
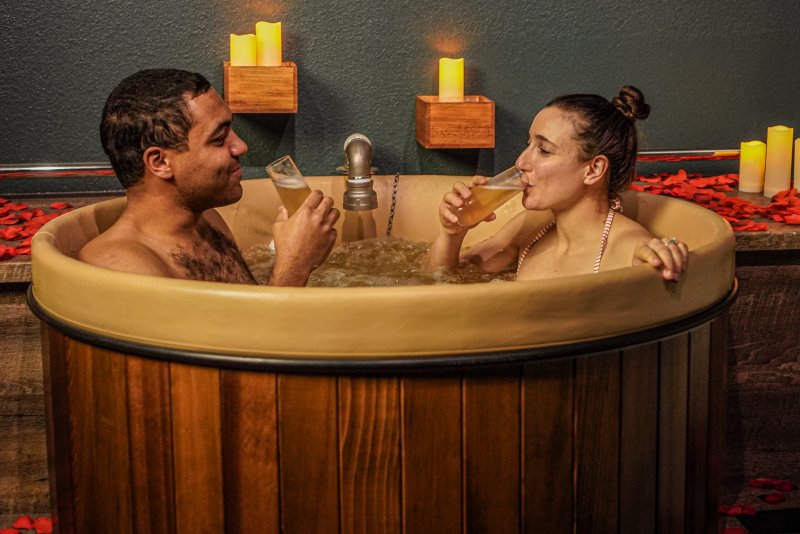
[80,69,338,286]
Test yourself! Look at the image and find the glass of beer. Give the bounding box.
[265,155,313,216]
[455,166,524,227]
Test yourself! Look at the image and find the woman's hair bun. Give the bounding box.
[612,85,650,122]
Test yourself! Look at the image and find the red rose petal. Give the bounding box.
[12,516,34,529]
[5,203,29,211]
[0,214,20,225]
[719,503,756,515]
[0,226,24,240]
[774,480,798,492]
[760,492,786,504]
[49,201,72,210]
[0,246,16,260]
[785,214,800,224]
[14,246,31,256]
[750,477,773,488]
[32,517,52,534]
[0,197,8,205]
[0,528,19,534]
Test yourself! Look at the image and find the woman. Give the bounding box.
[422,86,688,281]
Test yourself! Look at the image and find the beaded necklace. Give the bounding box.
[516,208,615,276]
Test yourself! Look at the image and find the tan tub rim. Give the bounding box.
[28,182,737,365]
[28,281,737,371]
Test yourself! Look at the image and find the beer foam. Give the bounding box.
[275,178,307,189]
[480,184,525,190]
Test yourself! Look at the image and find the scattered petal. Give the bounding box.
[774,480,798,492]
[0,528,19,534]
[759,492,786,504]
[750,477,774,488]
[49,201,71,210]
[32,517,52,534]
[719,503,757,516]
[12,516,33,529]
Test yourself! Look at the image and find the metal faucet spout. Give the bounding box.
[343,133,378,211]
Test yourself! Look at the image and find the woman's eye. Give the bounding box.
[536,145,550,155]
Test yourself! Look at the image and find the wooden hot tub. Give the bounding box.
[29,176,736,533]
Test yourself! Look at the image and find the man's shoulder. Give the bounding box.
[79,230,173,277]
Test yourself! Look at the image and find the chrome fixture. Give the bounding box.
[342,133,378,211]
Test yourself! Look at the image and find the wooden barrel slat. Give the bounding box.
[65,337,98,533]
[706,315,729,534]
[522,360,574,533]
[401,373,462,534]
[463,367,521,533]
[620,343,659,533]
[221,370,279,534]
[686,325,711,533]
[170,363,224,533]
[91,347,132,533]
[658,334,689,534]
[41,325,75,534]
[277,375,340,533]
[126,355,176,533]
[339,377,402,534]
[575,351,620,534]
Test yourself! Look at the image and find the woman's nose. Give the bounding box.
[515,147,532,172]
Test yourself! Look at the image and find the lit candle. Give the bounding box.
[795,139,800,190]
[256,21,282,67]
[439,57,464,102]
[738,140,766,193]
[230,34,256,66]
[763,125,794,197]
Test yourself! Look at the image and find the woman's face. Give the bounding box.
[514,106,593,211]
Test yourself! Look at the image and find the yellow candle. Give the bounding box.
[256,21,282,67]
[230,34,256,66]
[439,57,464,102]
[763,125,794,197]
[738,140,766,193]
[795,139,800,190]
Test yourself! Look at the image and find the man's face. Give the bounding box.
[168,89,248,212]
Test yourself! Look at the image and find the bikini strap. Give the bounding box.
[593,208,615,273]
[516,219,556,275]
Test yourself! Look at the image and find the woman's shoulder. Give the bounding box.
[604,213,654,267]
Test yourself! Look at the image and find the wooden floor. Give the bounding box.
[0,263,798,528]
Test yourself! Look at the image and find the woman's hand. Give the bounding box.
[438,175,495,235]
[633,237,689,282]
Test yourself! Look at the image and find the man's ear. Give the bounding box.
[584,155,609,186]
[143,146,174,181]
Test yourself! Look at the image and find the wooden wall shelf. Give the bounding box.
[415,95,495,149]
[223,61,298,114]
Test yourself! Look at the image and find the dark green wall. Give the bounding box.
[1,0,798,192]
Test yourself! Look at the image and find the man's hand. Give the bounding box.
[633,236,689,282]
[269,190,340,286]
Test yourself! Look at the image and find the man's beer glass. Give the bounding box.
[266,155,313,216]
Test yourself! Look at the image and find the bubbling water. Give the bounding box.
[243,237,515,287]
